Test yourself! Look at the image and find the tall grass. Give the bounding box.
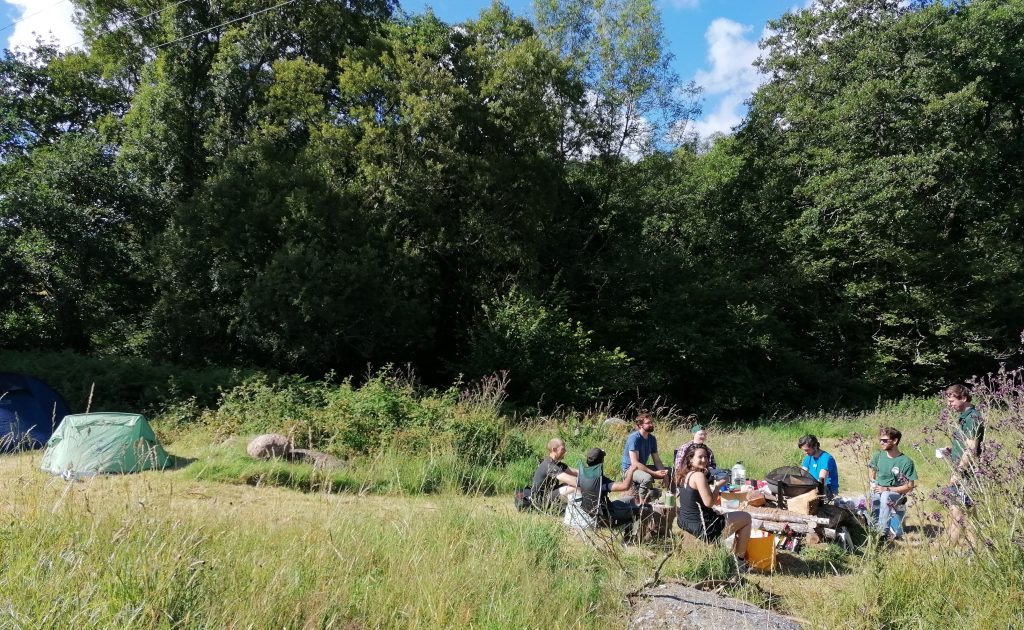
[6,358,1024,628]
[0,455,635,628]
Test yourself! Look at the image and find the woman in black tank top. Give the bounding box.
[675,444,753,565]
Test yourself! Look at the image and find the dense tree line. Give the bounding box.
[2,0,1022,415]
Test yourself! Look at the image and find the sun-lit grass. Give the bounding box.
[3,393,1022,629]
[0,452,637,629]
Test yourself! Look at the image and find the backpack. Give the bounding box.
[514,486,533,512]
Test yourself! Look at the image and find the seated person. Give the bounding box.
[676,444,752,570]
[798,434,839,499]
[530,438,578,512]
[868,426,917,537]
[584,447,641,524]
[675,424,717,472]
[620,412,668,502]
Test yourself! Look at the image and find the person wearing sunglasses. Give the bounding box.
[868,427,917,538]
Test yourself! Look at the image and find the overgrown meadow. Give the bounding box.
[2,352,1023,628]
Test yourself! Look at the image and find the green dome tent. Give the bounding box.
[40,413,171,477]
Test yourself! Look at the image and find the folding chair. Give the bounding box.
[564,461,643,542]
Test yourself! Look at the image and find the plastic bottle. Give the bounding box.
[731,461,746,488]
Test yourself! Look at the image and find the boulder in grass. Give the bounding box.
[247,434,292,460]
[289,448,344,471]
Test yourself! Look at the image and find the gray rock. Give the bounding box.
[629,583,803,630]
[289,448,343,470]
[246,434,292,460]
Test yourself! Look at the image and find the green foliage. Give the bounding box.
[745,0,1024,396]
[193,367,531,469]
[461,287,633,407]
[0,349,266,414]
[3,0,1024,415]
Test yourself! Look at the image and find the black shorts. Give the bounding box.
[678,515,725,541]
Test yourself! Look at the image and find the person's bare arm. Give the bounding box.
[957,438,979,470]
[651,453,668,477]
[610,465,637,492]
[555,472,577,487]
[629,451,665,477]
[692,472,725,508]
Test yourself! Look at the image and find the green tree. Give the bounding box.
[743,0,1024,394]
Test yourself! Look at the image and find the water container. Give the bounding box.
[731,461,746,487]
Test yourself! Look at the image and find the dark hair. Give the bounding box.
[674,444,710,487]
[798,435,820,449]
[635,411,652,426]
[879,427,902,443]
[945,384,972,402]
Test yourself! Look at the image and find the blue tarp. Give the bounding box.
[0,372,71,452]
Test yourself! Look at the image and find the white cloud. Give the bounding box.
[691,17,767,138]
[4,0,81,52]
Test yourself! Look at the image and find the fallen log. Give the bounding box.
[751,519,839,540]
[751,519,816,535]
[715,505,832,526]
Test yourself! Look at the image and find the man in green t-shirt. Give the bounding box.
[868,427,917,537]
[940,384,985,548]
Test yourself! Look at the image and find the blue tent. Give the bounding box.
[0,372,71,452]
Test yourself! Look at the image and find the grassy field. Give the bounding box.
[2,397,1022,629]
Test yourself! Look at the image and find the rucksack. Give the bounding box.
[514,486,533,512]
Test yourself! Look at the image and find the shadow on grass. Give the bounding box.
[772,549,854,577]
[165,454,198,470]
[902,523,943,540]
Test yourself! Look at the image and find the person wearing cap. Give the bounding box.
[620,412,668,503]
[675,424,717,473]
[586,447,641,523]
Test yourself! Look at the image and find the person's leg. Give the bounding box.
[557,485,576,501]
[874,491,903,535]
[606,499,637,523]
[947,503,977,549]
[631,469,654,501]
[723,511,752,557]
[871,491,892,533]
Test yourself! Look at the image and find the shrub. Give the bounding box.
[459,287,633,408]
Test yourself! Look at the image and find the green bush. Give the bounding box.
[186,368,534,473]
[459,287,633,408]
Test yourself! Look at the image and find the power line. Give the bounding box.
[0,0,71,36]
[155,0,302,49]
[62,0,194,50]
[4,0,303,54]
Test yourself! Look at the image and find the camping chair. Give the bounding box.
[564,461,640,541]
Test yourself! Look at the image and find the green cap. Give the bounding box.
[691,424,704,434]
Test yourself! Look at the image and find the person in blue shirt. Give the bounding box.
[798,435,839,499]
[620,412,668,502]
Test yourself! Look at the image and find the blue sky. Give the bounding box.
[0,0,799,136]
